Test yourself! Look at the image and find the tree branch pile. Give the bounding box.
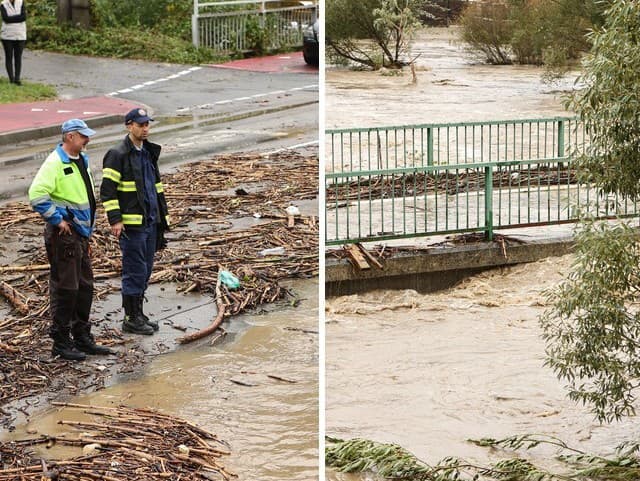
[0,402,234,480]
[0,149,318,415]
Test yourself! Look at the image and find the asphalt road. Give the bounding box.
[0,50,319,202]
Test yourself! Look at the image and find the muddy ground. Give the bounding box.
[0,148,319,433]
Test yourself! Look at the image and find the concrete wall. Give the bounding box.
[326,237,574,296]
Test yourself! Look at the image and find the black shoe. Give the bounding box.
[74,335,116,356]
[122,295,154,335]
[14,80,21,86]
[122,317,154,335]
[138,296,159,331]
[52,341,87,361]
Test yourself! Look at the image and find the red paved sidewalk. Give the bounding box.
[210,51,317,74]
[0,96,140,136]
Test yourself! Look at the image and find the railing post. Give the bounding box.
[427,127,433,166]
[484,165,493,241]
[192,0,199,48]
[557,119,565,158]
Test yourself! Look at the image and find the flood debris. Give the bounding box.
[343,243,385,271]
[329,233,527,264]
[327,166,577,201]
[0,402,235,480]
[0,150,318,422]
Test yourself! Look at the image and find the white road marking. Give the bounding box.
[183,84,318,112]
[263,140,319,155]
[107,67,204,96]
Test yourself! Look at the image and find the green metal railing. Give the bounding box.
[325,117,639,245]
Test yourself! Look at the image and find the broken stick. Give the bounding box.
[0,281,29,315]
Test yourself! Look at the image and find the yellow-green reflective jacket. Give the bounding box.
[28,145,96,238]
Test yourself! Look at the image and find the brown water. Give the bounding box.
[326,27,576,129]
[325,258,640,480]
[3,279,319,481]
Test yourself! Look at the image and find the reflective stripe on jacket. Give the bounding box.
[28,145,96,238]
[100,135,170,229]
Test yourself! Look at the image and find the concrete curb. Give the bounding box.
[326,236,575,296]
[0,114,124,147]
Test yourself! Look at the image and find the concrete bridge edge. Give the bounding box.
[325,236,575,297]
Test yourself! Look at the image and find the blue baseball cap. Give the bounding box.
[61,119,96,137]
[125,107,154,125]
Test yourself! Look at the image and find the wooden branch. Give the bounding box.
[0,281,29,315]
[177,266,227,344]
[0,264,49,273]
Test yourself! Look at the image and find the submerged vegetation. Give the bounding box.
[459,0,607,69]
[326,435,640,481]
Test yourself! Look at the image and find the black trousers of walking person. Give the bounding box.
[2,39,25,84]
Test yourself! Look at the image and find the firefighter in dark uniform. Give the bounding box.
[29,119,115,361]
[100,108,169,335]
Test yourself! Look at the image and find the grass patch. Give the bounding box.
[0,78,57,104]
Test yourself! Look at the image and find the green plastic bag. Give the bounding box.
[219,270,240,289]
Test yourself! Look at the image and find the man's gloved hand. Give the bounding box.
[156,227,168,251]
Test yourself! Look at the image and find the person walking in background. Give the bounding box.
[100,108,170,336]
[29,119,115,361]
[1,0,26,85]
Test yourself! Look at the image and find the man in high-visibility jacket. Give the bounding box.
[100,108,170,336]
[29,119,115,361]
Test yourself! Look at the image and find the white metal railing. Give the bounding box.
[192,0,318,53]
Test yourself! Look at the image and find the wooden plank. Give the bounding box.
[344,244,370,270]
[356,243,384,270]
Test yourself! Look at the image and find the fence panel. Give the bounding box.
[325,118,639,245]
[326,118,586,172]
[192,0,317,52]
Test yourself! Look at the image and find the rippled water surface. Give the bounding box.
[326,258,640,480]
[326,27,577,130]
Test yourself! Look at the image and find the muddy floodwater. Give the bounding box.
[325,258,640,480]
[326,27,576,130]
[2,279,318,481]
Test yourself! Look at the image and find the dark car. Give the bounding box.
[303,18,319,66]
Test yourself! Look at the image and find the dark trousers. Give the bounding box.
[1,39,25,83]
[119,223,157,297]
[44,224,94,340]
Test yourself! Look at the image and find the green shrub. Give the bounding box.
[459,0,607,67]
[26,0,225,64]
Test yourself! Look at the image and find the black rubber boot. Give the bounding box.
[71,287,116,355]
[73,330,116,355]
[122,295,154,335]
[52,336,87,361]
[139,295,159,331]
[50,288,86,361]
